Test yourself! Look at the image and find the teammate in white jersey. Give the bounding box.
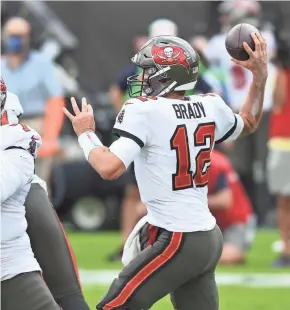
[0,78,60,310]
[1,78,90,310]
[64,34,268,309]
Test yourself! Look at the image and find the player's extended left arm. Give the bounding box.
[78,131,140,180]
[239,72,267,134]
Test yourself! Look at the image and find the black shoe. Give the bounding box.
[272,254,290,268]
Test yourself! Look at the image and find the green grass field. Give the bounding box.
[68,230,290,310]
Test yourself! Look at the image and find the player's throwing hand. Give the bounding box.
[63,97,96,136]
[232,32,268,81]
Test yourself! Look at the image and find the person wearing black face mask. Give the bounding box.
[1,17,65,190]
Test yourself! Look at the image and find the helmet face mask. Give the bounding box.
[127,35,199,98]
[127,67,157,97]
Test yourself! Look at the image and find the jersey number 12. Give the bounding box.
[170,123,215,190]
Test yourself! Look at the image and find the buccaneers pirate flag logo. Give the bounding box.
[152,45,191,71]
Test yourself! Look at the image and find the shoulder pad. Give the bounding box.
[198,93,222,104]
[124,96,158,105]
[199,93,219,98]
[5,92,23,114]
[0,123,41,154]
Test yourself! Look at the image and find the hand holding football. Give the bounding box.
[225,23,259,61]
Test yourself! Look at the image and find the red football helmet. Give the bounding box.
[1,77,7,112]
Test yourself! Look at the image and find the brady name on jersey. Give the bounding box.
[172,100,206,119]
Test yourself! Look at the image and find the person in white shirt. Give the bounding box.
[204,0,277,223]
[64,33,268,310]
[0,78,60,310]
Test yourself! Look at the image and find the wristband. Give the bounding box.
[78,131,103,160]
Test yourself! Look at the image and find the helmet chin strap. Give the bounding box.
[157,81,178,97]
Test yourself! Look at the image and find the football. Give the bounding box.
[225,23,259,61]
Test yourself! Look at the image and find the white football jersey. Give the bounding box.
[112,95,244,232]
[204,30,277,112]
[0,123,42,281]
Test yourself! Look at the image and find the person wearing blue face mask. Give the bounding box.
[1,17,65,188]
[3,30,30,55]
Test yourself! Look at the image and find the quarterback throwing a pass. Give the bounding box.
[64,33,267,310]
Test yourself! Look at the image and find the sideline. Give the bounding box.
[80,269,290,287]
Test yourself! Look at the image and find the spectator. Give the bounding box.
[267,46,290,267]
[208,150,256,265]
[148,18,178,37]
[188,35,224,97]
[204,1,277,224]
[1,17,65,186]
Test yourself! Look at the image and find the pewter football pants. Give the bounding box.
[1,272,60,310]
[25,183,90,310]
[97,224,223,310]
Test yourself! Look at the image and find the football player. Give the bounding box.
[64,33,268,309]
[1,78,90,310]
[1,78,60,310]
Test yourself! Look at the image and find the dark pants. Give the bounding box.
[1,272,60,310]
[97,224,223,310]
[25,183,90,310]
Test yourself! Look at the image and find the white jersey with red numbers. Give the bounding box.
[204,30,277,112]
[1,122,42,281]
[111,95,244,232]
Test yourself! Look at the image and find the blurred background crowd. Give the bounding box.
[1,0,290,268]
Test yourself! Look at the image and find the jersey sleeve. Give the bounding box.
[0,149,34,203]
[208,95,244,143]
[109,137,141,168]
[112,100,148,148]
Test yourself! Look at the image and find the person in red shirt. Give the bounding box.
[208,150,255,265]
